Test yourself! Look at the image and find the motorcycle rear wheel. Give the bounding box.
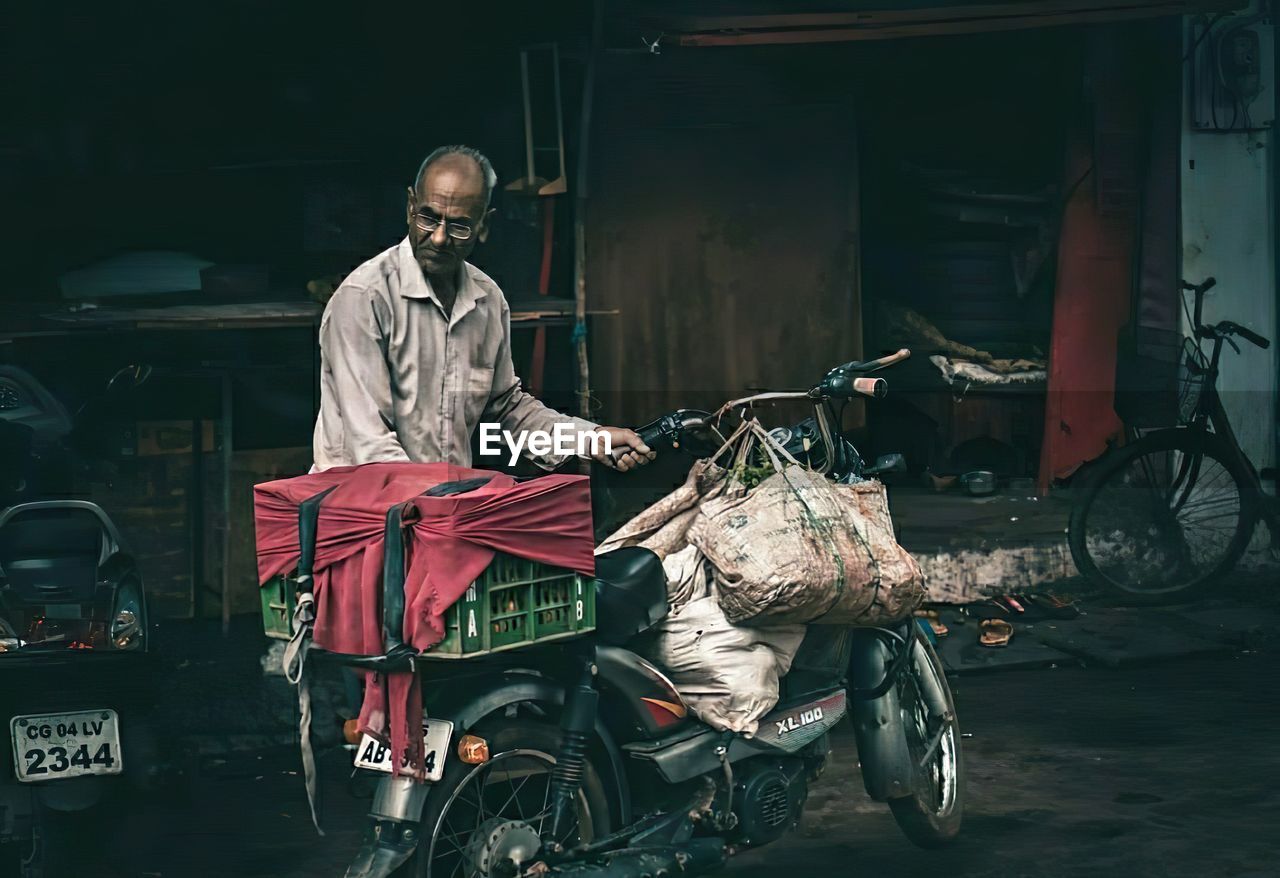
[409,716,613,878]
[887,631,965,848]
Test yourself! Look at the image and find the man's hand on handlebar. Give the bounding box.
[594,426,657,472]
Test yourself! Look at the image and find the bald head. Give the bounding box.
[406,146,497,280]
[413,145,497,206]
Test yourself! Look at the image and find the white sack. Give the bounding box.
[660,544,711,610]
[644,596,804,736]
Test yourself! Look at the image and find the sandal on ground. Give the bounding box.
[979,618,1014,648]
[997,595,1026,614]
[1023,593,1080,620]
[914,608,951,637]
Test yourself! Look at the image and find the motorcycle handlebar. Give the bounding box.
[854,376,888,398]
[636,421,665,450]
[834,347,912,374]
[825,374,888,399]
[635,408,711,450]
[635,350,910,450]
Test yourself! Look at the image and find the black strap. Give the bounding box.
[423,476,493,497]
[297,486,337,593]
[382,502,410,657]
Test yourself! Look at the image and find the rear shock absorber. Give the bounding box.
[546,650,599,849]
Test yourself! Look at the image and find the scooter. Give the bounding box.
[341,348,963,878]
[0,365,162,877]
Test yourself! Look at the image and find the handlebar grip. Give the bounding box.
[853,377,888,398]
[636,420,666,450]
[1234,324,1271,349]
[875,348,912,369]
[634,409,712,450]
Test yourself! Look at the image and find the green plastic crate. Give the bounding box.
[259,553,595,658]
[260,575,296,640]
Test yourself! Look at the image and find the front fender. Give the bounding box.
[848,629,915,801]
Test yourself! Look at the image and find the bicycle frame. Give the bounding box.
[1172,331,1279,533]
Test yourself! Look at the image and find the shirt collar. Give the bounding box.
[396,237,487,322]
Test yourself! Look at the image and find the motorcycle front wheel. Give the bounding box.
[407,715,613,878]
[887,629,965,848]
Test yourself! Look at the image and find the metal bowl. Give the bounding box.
[960,470,997,496]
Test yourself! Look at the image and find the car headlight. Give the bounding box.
[0,616,21,653]
[110,580,146,651]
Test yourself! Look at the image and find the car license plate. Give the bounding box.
[353,719,453,783]
[10,709,123,783]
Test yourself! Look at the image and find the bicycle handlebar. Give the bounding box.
[1218,320,1271,349]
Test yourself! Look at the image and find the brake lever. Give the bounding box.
[1226,335,1241,354]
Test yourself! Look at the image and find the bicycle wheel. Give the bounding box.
[1069,429,1258,600]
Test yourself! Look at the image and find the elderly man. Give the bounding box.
[312,145,653,473]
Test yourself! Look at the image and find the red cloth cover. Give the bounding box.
[1038,44,1133,492]
[254,462,595,776]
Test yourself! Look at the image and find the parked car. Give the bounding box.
[0,365,163,877]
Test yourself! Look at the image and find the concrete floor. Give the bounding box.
[99,634,1280,878]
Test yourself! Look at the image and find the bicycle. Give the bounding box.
[1068,277,1278,601]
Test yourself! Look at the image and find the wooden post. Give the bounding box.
[189,417,205,619]
[220,372,233,635]
[573,0,604,423]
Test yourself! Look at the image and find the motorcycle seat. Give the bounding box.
[593,547,669,646]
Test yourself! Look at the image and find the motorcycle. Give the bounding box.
[342,348,964,878]
[0,365,162,877]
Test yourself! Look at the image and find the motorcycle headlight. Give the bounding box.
[110,580,146,651]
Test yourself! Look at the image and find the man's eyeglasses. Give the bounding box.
[413,212,475,241]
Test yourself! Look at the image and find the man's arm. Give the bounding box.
[483,301,655,472]
[320,287,411,465]
[483,300,595,470]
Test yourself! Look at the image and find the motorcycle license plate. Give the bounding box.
[353,719,453,782]
[10,709,123,783]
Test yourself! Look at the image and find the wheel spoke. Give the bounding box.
[494,771,536,822]
[426,749,567,878]
[1079,439,1249,594]
[537,772,553,835]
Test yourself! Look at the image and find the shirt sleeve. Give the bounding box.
[319,287,412,465]
[482,300,599,470]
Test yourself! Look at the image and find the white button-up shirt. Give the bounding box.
[312,238,596,471]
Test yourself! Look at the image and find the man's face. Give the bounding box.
[406,156,490,279]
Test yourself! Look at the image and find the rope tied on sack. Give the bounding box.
[746,421,852,619]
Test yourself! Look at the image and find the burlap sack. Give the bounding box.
[602,420,924,627]
[689,465,925,627]
[596,458,740,560]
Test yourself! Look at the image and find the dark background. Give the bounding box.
[0,1,595,304]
